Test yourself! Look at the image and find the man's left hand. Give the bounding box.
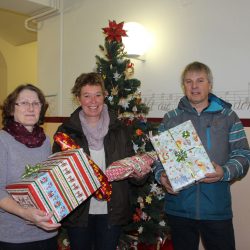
[200,162,224,183]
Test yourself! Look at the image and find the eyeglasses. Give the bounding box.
[15,101,42,109]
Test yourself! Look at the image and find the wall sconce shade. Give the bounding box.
[122,22,153,60]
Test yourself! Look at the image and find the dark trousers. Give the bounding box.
[67,214,122,250]
[167,215,235,250]
[0,237,57,250]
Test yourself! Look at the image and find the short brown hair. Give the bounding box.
[71,72,105,97]
[181,61,213,85]
[1,84,48,126]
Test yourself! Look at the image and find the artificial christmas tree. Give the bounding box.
[96,20,171,249]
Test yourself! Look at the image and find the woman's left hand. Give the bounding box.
[23,208,61,231]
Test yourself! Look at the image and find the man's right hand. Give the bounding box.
[160,172,178,195]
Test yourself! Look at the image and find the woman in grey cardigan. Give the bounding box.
[0,84,60,250]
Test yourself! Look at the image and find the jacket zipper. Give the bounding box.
[196,183,200,219]
[206,125,211,150]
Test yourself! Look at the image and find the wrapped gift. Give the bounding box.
[6,148,101,223]
[150,120,215,192]
[106,152,157,182]
[54,132,112,201]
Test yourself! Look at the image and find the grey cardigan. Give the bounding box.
[0,130,57,243]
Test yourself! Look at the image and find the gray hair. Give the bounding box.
[181,61,213,85]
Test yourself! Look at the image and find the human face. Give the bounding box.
[182,70,212,113]
[13,89,42,132]
[78,84,105,124]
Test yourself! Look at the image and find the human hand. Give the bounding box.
[160,172,178,195]
[200,162,224,183]
[22,207,61,231]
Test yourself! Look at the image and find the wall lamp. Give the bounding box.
[122,22,153,62]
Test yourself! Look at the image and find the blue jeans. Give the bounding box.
[67,214,122,250]
[0,237,57,250]
[167,215,235,250]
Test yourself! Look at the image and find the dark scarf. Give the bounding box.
[3,120,46,148]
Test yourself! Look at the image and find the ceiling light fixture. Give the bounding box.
[122,22,153,61]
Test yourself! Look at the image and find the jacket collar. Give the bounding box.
[178,93,232,114]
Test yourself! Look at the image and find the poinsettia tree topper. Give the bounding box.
[102,20,128,43]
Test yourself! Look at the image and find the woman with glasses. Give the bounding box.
[0,84,61,250]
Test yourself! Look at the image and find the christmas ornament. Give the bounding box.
[145,195,152,204]
[124,62,135,79]
[138,226,143,234]
[136,129,143,136]
[103,20,127,43]
[111,85,119,96]
[132,106,138,112]
[119,98,130,110]
[113,71,121,81]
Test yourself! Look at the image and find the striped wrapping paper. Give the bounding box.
[6,148,101,223]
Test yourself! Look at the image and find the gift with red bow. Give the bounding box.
[54,132,112,201]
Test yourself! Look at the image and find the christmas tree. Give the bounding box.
[96,20,170,249]
[96,20,153,152]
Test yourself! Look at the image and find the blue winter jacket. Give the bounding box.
[154,93,250,220]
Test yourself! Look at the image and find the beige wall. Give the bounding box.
[0,39,37,128]
[12,42,38,89]
[42,122,61,144]
[0,38,37,95]
[0,50,7,107]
